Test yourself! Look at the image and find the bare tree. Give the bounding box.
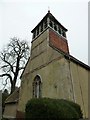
[0,37,30,94]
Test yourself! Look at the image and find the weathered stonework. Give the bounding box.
[17,12,89,119]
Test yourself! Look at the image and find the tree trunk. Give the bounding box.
[10,57,20,94]
[11,82,16,94]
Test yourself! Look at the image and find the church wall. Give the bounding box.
[18,28,74,112]
[70,61,88,118]
[3,103,18,118]
[29,29,64,72]
[18,75,30,112]
[29,57,74,100]
[17,29,49,112]
[30,30,48,71]
[18,58,74,113]
[21,58,31,76]
[18,27,89,118]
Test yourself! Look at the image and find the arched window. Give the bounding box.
[33,75,42,98]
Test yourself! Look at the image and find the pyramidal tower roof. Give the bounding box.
[31,11,68,33]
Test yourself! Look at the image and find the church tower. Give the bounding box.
[31,10,69,55]
[28,10,73,100]
[17,11,89,118]
[18,10,74,111]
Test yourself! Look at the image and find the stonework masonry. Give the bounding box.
[16,12,89,119]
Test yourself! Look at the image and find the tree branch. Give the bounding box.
[0,37,30,93]
[0,53,15,75]
[2,77,9,90]
[0,73,13,85]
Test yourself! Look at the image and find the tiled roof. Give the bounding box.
[5,88,19,104]
[50,43,90,70]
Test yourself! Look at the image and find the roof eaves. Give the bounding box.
[5,88,19,104]
[69,55,90,70]
[20,56,30,79]
[31,13,48,33]
[49,43,90,70]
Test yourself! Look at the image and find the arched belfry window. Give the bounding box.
[33,75,42,98]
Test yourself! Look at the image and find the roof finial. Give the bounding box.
[48,6,50,13]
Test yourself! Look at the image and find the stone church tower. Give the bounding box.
[17,11,89,118]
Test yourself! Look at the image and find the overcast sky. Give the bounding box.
[0,0,89,65]
[0,0,89,90]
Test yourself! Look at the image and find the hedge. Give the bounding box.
[25,98,83,120]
